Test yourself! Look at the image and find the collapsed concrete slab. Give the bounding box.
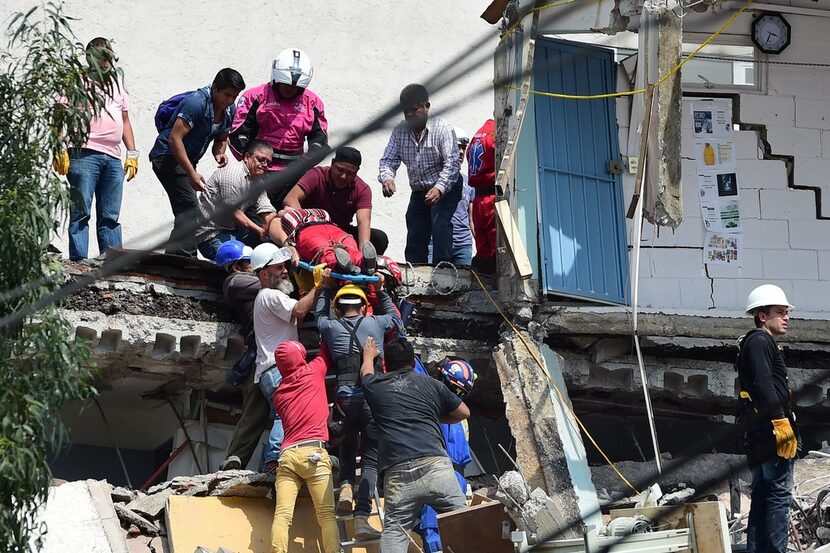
[493,329,602,539]
[39,479,129,553]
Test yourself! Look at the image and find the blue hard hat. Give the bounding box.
[437,357,477,397]
[215,240,252,266]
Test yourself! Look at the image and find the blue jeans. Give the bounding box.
[337,396,379,517]
[405,183,462,264]
[258,366,285,467]
[198,228,261,262]
[747,456,794,553]
[450,244,473,266]
[380,456,467,553]
[67,149,124,260]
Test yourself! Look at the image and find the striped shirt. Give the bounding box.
[377,116,460,194]
[195,161,274,242]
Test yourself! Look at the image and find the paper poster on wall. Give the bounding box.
[698,172,742,232]
[695,140,736,171]
[691,102,733,138]
[704,232,742,265]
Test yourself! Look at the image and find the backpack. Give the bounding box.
[154,90,195,132]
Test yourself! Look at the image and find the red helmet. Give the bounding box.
[377,256,403,287]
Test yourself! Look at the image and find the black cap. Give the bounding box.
[333,146,362,167]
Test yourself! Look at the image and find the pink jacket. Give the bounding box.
[229,83,327,171]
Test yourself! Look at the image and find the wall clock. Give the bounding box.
[751,12,791,54]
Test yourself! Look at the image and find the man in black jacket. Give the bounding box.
[738,284,798,553]
[216,240,269,471]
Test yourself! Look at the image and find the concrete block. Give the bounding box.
[822,131,830,158]
[678,278,716,310]
[742,219,790,249]
[705,248,763,280]
[639,218,705,248]
[762,250,818,280]
[635,276,681,309]
[740,94,795,126]
[796,97,830,130]
[788,280,830,313]
[766,126,822,158]
[819,252,830,281]
[794,158,830,187]
[736,159,788,190]
[734,130,762,160]
[643,248,706,279]
[789,220,830,250]
[760,189,818,220]
[711,279,742,310]
[735,189,761,219]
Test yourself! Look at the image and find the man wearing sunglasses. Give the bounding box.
[195,140,277,261]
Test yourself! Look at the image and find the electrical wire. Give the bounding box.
[470,269,641,494]
[505,0,755,100]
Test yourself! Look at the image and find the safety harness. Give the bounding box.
[334,316,365,387]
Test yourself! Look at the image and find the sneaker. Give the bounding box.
[361,241,377,276]
[353,515,382,541]
[334,247,360,275]
[337,482,354,516]
[219,455,242,471]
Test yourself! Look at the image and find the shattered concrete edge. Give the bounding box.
[87,479,131,553]
[493,330,584,539]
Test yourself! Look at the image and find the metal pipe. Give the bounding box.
[139,439,190,491]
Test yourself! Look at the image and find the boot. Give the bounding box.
[218,455,242,471]
[337,482,353,515]
[334,247,360,275]
[361,241,377,276]
[353,515,382,541]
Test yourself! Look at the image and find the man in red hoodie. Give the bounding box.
[269,341,341,553]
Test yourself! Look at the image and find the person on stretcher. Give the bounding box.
[268,207,377,275]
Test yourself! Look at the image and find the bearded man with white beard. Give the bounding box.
[249,243,319,471]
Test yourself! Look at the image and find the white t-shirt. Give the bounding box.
[253,288,299,383]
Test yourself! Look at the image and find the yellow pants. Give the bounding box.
[271,445,341,553]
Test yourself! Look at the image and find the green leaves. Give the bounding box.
[0,5,99,551]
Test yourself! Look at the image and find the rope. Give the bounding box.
[470,269,640,494]
[501,0,754,100]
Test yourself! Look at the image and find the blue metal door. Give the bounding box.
[533,39,629,304]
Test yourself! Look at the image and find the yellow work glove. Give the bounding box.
[124,149,139,181]
[313,263,327,290]
[52,149,70,175]
[771,418,797,459]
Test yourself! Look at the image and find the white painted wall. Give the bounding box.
[625,11,830,318]
[1,1,495,261]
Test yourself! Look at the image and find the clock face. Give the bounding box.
[752,13,791,54]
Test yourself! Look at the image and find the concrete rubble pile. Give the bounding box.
[41,471,275,553]
[787,455,830,550]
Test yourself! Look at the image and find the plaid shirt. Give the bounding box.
[195,161,274,242]
[378,116,460,194]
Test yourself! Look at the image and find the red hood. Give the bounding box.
[275,341,307,378]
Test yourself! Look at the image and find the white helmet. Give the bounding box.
[271,48,313,89]
[454,126,469,147]
[250,243,293,271]
[745,284,794,314]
